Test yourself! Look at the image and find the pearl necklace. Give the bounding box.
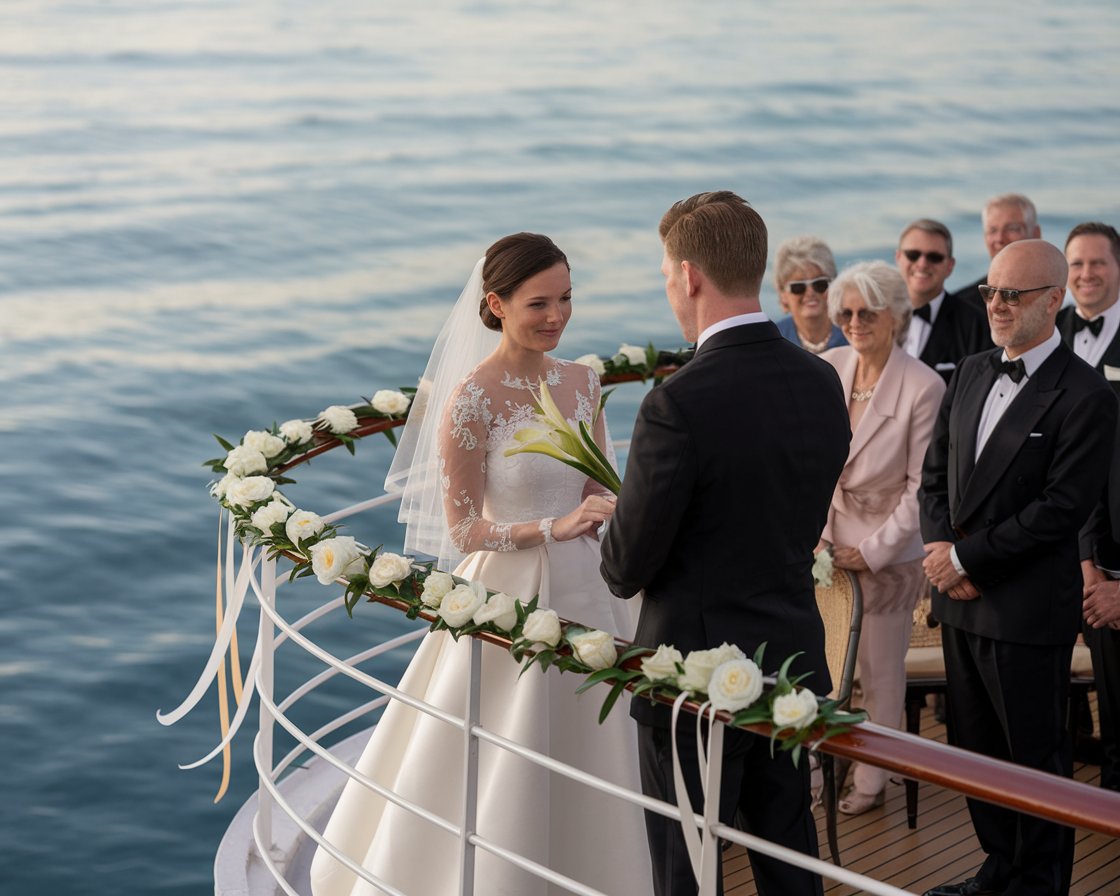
[798,331,831,354]
[850,385,876,402]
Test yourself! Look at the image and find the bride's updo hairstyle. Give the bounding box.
[479,232,569,331]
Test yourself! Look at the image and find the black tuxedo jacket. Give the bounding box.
[1056,304,1120,373]
[948,274,987,314]
[600,321,851,727]
[919,293,993,384]
[919,343,1118,645]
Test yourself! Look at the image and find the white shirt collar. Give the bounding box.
[1003,328,1061,377]
[696,311,769,349]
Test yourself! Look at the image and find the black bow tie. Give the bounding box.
[1073,314,1105,337]
[990,354,1027,384]
[913,304,932,323]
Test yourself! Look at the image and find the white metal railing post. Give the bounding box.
[458,637,483,895]
[255,553,278,853]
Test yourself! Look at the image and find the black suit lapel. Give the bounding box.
[1099,326,1120,372]
[1056,307,1077,348]
[950,353,997,510]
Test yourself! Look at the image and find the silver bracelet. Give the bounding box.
[538,517,556,545]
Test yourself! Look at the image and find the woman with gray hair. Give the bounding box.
[816,260,946,815]
[774,235,848,353]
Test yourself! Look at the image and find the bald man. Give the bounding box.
[919,240,1118,896]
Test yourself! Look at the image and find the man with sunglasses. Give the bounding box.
[1058,222,1120,795]
[950,194,1042,313]
[919,239,1117,896]
[895,218,991,384]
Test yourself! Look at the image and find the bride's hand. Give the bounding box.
[551,495,617,543]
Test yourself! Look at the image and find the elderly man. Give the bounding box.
[919,240,1118,896]
[1059,222,1120,792]
[950,194,1042,311]
[896,218,990,384]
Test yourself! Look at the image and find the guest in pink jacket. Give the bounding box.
[818,260,947,815]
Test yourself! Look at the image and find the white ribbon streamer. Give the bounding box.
[670,693,727,894]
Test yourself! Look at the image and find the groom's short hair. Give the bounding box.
[660,191,767,297]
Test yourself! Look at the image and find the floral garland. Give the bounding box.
[203,341,864,761]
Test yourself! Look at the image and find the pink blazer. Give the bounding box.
[820,343,946,573]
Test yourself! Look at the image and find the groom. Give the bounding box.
[601,191,850,895]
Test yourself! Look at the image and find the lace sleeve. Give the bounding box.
[438,379,516,554]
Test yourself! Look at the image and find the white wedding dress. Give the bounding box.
[310,359,649,896]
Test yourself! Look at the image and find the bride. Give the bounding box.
[310,233,650,895]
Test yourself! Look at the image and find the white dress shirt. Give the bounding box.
[904,292,945,359]
[1070,301,1120,369]
[696,311,769,349]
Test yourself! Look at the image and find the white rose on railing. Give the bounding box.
[279,419,313,445]
[772,688,819,730]
[368,552,413,588]
[522,608,562,648]
[318,405,358,435]
[310,535,365,585]
[677,643,746,694]
[224,445,268,477]
[573,353,606,376]
[473,591,519,632]
[616,343,647,367]
[569,629,618,670]
[371,389,411,416]
[251,497,292,533]
[285,510,325,546]
[420,572,456,609]
[439,581,487,628]
[707,658,764,712]
[640,644,684,683]
[225,476,276,508]
[210,472,239,499]
[243,429,286,459]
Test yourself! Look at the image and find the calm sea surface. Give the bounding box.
[2,1,1118,893]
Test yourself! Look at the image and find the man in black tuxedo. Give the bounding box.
[1059,221,1120,791]
[600,191,850,896]
[896,218,991,384]
[919,239,1118,896]
[949,194,1042,313]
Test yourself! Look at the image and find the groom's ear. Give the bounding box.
[681,260,703,298]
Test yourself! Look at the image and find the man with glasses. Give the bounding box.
[950,194,1042,312]
[1058,222,1120,794]
[919,239,1117,896]
[896,218,991,384]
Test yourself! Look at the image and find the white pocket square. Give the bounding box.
[1104,364,1120,382]
[935,362,956,371]
[1029,432,1043,438]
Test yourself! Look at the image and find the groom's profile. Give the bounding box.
[601,190,850,895]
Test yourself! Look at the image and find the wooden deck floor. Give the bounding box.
[724,700,1120,895]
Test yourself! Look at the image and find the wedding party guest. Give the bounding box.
[774,235,848,353]
[311,233,650,896]
[1059,221,1120,792]
[602,191,850,896]
[818,261,945,815]
[950,194,1041,312]
[919,239,1117,896]
[896,218,991,383]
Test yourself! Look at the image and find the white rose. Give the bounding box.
[309,536,365,585]
[521,608,562,648]
[225,475,276,508]
[371,389,411,416]
[243,429,286,458]
[707,658,764,713]
[279,419,313,445]
[420,572,456,609]
[568,629,618,671]
[617,343,647,367]
[210,472,239,499]
[573,353,606,376]
[438,581,487,628]
[285,510,325,546]
[677,644,743,694]
[367,552,413,588]
[772,688,819,730]
[473,591,519,632]
[640,644,684,683]
[318,405,358,435]
[812,549,834,587]
[224,444,268,476]
[250,497,292,533]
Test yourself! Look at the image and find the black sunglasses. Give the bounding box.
[901,249,947,265]
[978,284,1060,306]
[785,277,830,296]
[835,308,880,325]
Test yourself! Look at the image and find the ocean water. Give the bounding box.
[2,1,1118,893]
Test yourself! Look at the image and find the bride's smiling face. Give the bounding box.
[488,262,572,353]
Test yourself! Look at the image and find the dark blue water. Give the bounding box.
[2,1,1119,893]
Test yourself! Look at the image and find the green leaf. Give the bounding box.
[213,434,236,452]
[383,428,398,448]
[598,679,629,724]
